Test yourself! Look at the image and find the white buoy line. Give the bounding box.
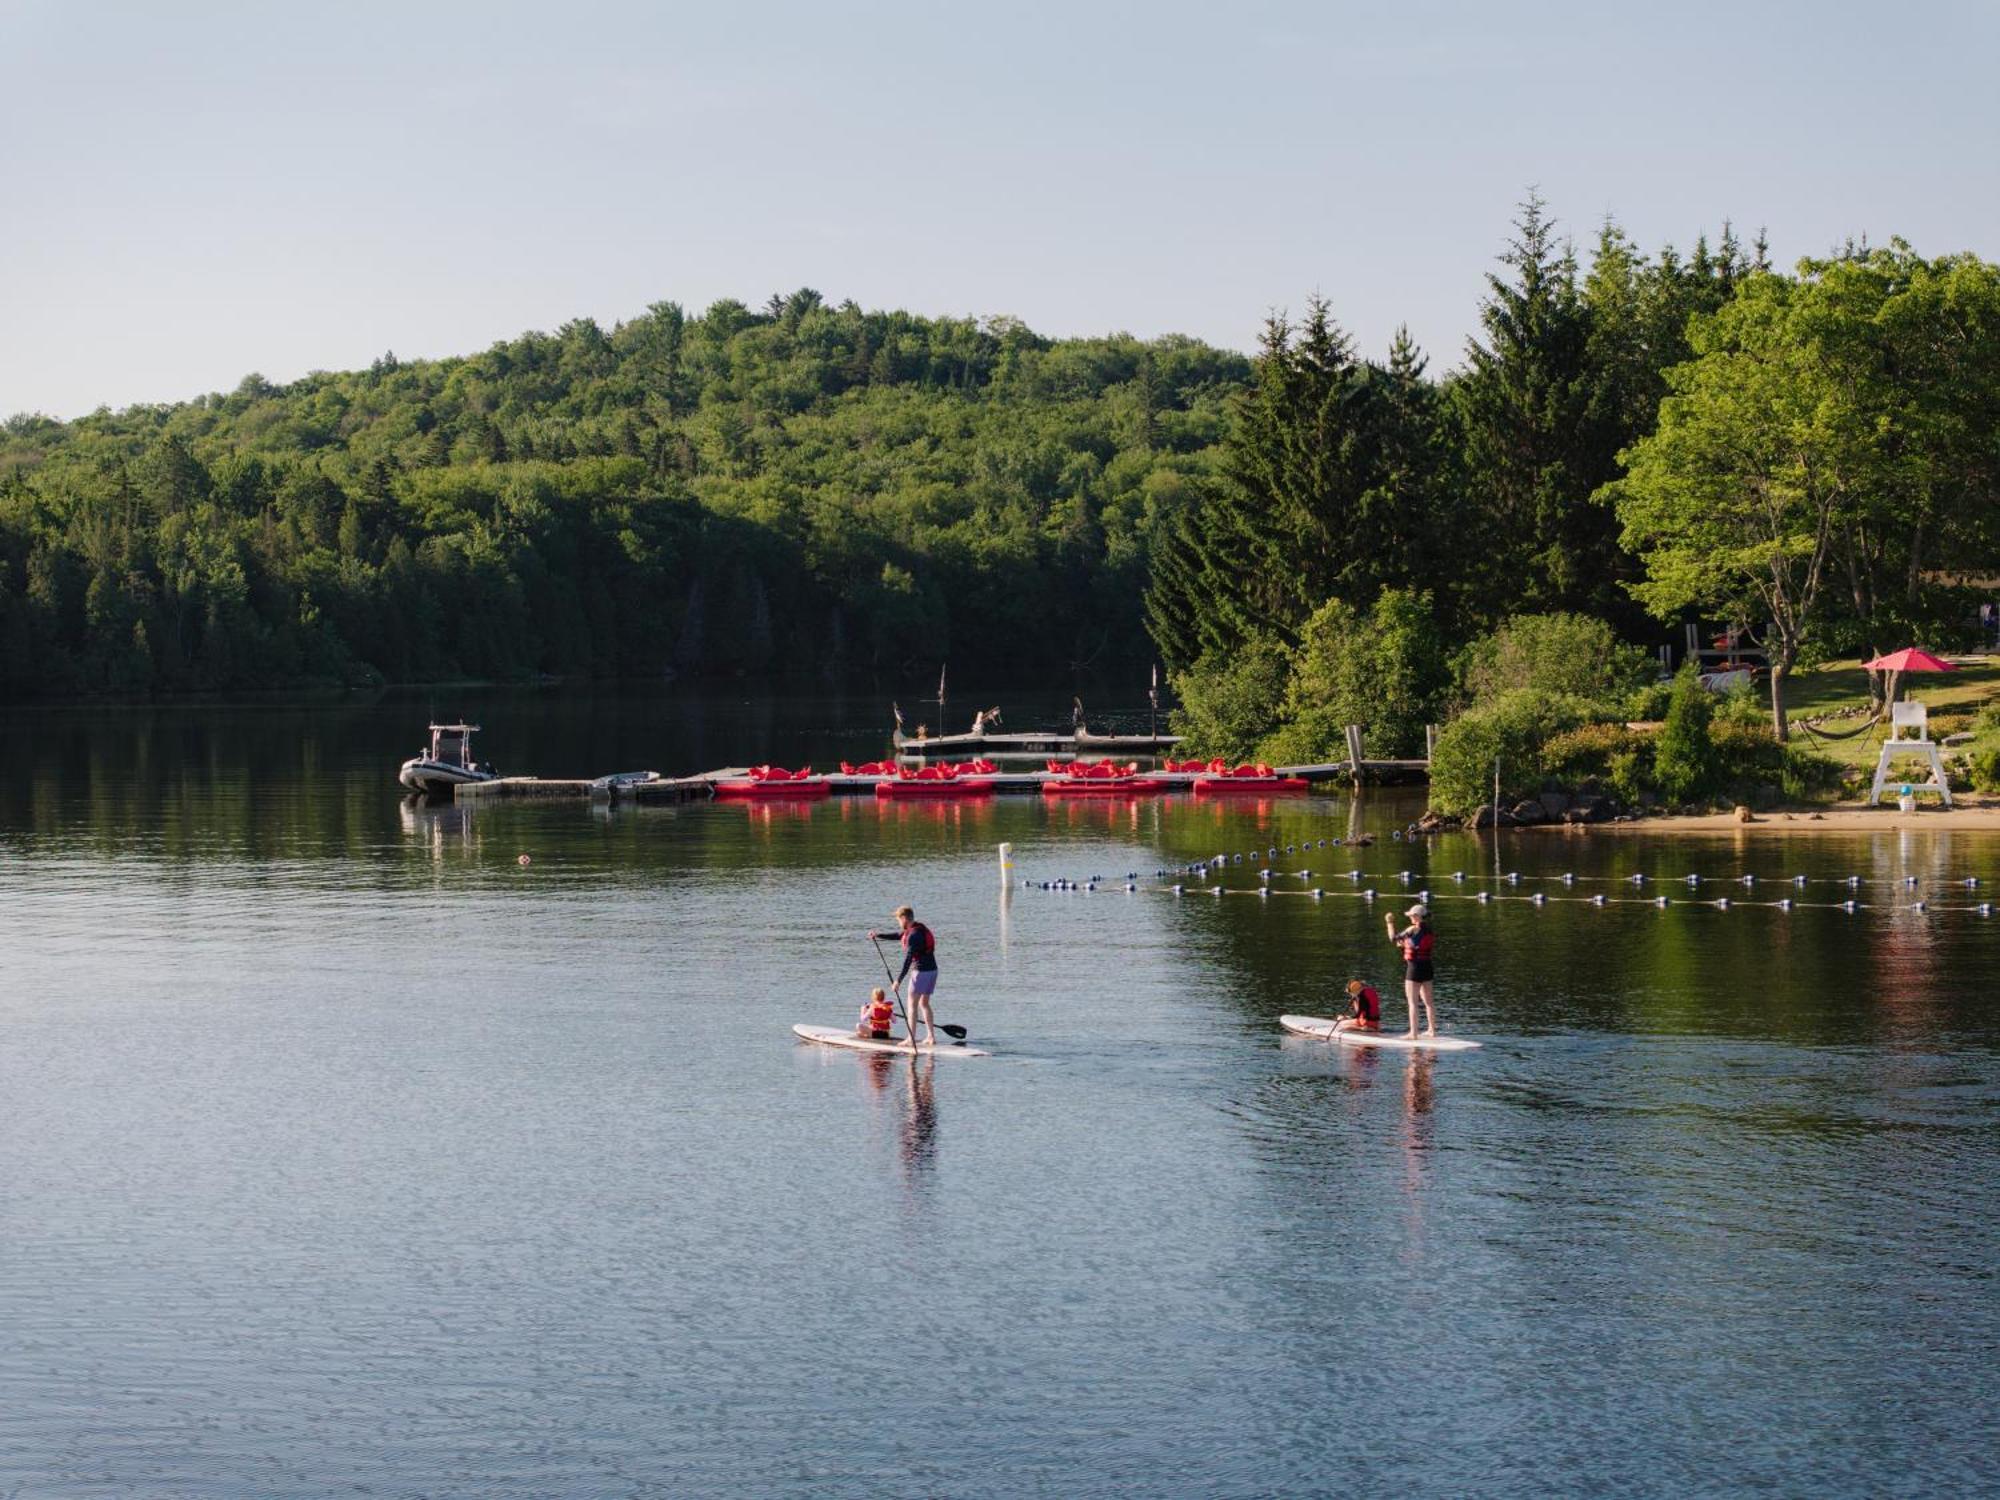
[1014,870,1989,914]
[1052,856,1979,890]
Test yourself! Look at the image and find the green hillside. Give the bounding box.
[0,294,1246,694]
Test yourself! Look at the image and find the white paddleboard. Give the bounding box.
[792,1024,989,1057]
[1279,1015,1482,1052]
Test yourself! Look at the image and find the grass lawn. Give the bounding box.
[1781,653,2000,774]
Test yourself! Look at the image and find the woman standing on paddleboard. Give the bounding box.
[1387,903,1436,1038]
[870,905,939,1046]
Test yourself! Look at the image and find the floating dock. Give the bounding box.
[446,724,1428,804]
[455,775,715,803]
[451,763,1428,805]
[894,730,1181,757]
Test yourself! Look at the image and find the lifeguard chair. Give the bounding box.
[1868,700,1952,808]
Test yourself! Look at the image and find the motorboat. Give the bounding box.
[398,723,499,796]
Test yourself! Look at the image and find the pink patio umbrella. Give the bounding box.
[1862,647,1956,715]
[1861,648,1958,674]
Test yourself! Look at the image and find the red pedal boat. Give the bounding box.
[1192,761,1309,794]
[875,765,996,798]
[1041,759,1168,796]
[714,765,831,799]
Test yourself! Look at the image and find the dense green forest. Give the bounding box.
[6,198,1997,745]
[0,294,1245,695]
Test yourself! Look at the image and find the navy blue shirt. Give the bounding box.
[873,922,937,979]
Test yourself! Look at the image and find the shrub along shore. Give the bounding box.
[1407,640,2000,832]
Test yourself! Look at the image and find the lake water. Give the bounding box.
[3,689,1998,1497]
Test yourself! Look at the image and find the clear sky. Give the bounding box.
[5,0,1997,418]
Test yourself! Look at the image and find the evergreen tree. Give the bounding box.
[1144,299,1391,662]
[1456,195,1630,628]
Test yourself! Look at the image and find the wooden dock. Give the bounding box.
[450,724,1431,804]
[455,775,714,803]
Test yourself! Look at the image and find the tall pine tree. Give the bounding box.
[1456,195,1631,629]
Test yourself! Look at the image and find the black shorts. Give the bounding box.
[1405,960,1434,983]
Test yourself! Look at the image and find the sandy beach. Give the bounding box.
[1542,796,2000,834]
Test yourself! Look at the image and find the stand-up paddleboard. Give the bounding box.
[1279,1015,1482,1052]
[792,1024,989,1057]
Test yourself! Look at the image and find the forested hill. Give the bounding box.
[0,294,1249,695]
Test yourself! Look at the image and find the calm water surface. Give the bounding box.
[2,690,1997,1497]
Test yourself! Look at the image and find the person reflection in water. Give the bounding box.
[902,1059,938,1172]
[859,1055,939,1181]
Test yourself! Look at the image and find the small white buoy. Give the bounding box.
[1842,899,1857,913]
[1793,875,1808,887]
[1715,897,1730,910]
[1476,891,1490,904]
[1362,889,1376,901]
[1398,870,1412,884]
[1913,899,1927,912]
[1656,896,1669,909]
[1531,892,1545,906]
[517,854,531,866]
[1778,898,1792,912]
[1741,874,1756,887]
[1630,873,1646,885]
[1847,875,1861,888]
[1348,870,1362,882]
[1506,872,1519,885]
[1451,871,1465,883]
[1561,873,1574,886]
[1980,902,1993,916]
[1686,874,1701,887]
[1173,884,1184,896]
[1212,886,1224,897]
[1311,888,1323,900]
[1591,894,1606,907]
[1258,886,1269,899]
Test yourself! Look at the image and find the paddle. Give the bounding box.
[870,935,969,1043]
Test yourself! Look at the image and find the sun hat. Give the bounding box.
[1405,903,1428,919]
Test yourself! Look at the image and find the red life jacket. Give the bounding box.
[1350,985,1381,1026]
[864,995,896,1033]
[1399,925,1435,964]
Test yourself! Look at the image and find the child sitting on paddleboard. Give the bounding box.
[856,987,896,1040]
[1329,978,1382,1034]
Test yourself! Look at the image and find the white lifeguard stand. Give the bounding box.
[1869,700,1952,807]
